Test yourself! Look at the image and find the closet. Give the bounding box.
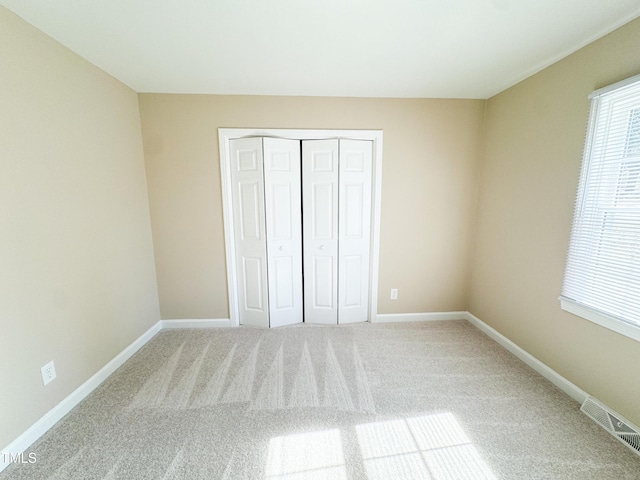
[228,136,373,328]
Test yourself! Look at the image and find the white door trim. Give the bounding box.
[219,128,383,327]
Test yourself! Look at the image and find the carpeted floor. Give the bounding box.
[2,321,639,479]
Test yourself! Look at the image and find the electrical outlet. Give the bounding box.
[390,288,398,300]
[41,361,56,386]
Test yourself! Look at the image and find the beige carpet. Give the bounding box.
[2,321,639,479]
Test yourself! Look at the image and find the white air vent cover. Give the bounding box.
[581,396,640,456]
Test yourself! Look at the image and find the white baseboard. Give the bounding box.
[464,312,587,404]
[161,318,232,329]
[374,311,467,323]
[0,320,162,473]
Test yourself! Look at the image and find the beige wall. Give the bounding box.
[469,17,640,425]
[0,7,160,449]
[138,95,485,320]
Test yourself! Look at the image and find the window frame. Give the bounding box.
[560,73,640,342]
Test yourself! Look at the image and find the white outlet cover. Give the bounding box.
[41,360,56,386]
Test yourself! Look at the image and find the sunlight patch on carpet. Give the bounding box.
[356,412,496,480]
[265,429,347,480]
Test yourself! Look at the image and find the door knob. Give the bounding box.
[279,245,284,251]
[319,245,325,250]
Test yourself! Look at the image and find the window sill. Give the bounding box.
[559,297,640,343]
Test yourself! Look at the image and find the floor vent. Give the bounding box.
[581,396,640,456]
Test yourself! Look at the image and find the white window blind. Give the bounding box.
[560,74,640,341]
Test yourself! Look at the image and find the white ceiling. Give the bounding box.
[2,0,640,99]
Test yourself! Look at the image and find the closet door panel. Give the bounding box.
[338,139,373,324]
[230,137,270,328]
[242,257,265,310]
[302,139,339,324]
[312,256,335,307]
[264,138,303,327]
[343,255,362,307]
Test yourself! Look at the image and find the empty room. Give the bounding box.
[1,0,640,478]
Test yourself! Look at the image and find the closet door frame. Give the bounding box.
[219,128,383,327]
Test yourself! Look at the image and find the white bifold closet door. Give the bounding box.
[229,137,269,327]
[302,139,373,324]
[302,139,340,324]
[337,139,373,324]
[229,136,372,327]
[263,138,303,327]
[229,137,303,328]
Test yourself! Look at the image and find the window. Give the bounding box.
[560,74,640,342]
